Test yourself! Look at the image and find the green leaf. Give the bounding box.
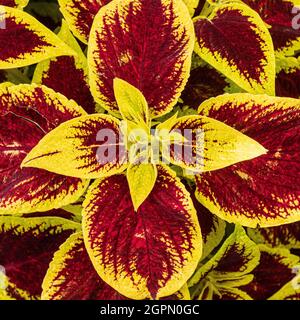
[113,78,149,128]
[127,163,158,211]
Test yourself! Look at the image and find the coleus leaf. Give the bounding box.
[193,2,275,95]
[189,225,260,300]
[198,209,226,261]
[276,56,300,99]
[58,0,198,43]
[0,216,80,300]
[0,0,28,9]
[32,20,97,114]
[269,267,300,300]
[42,232,129,300]
[42,232,190,300]
[248,222,300,249]
[240,245,300,300]
[160,114,267,172]
[29,197,83,223]
[82,165,202,299]
[213,0,300,57]
[196,93,300,227]
[0,5,75,69]
[127,163,157,212]
[22,114,128,179]
[58,0,110,44]
[88,0,195,118]
[242,0,300,56]
[7,200,83,222]
[113,78,149,127]
[61,199,85,221]
[0,83,89,214]
[270,283,300,300]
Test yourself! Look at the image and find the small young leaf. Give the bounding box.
[127,163,157,211]
[113,78,149,127]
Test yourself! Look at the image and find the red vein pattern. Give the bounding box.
[0,85,88,214]
[37,57,96,114]
[197,94,300,227]
[83,165,201,299]
[89,0,194,118]
[0,217,79,299]
[243,0,300,55]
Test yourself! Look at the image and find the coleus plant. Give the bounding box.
[0,0,300,300]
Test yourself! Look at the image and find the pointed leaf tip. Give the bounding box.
[127,163,158,211]
[113,78,149,126]
[0,6,76,69]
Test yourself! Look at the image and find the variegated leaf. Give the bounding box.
[22,114,127,179]
[242,0,300,56]
[196,93,300,228]
[188,186,226,260]
[42,232,191,300]
[58,0,200,43]
[0,5,75,69]
[82,165,202,299]
[241,245,300,300]
[88,0,195,118]
[58,0,109,43]
[194,2,275,95]
[189,226,260,300]
[32,20,96,114]
[276,57,300,99]
[0,84,89,214]
[0,0,28,9]
[248,222,300,250]
[160,115,266,172]
[0,216,80,300]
